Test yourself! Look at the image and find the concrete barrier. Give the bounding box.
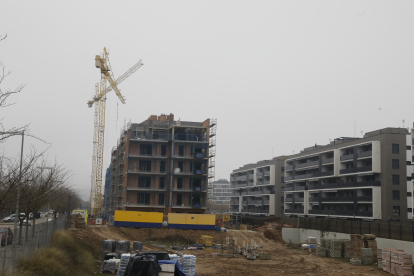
[282,228,414,261]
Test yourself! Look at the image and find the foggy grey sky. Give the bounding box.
[1,1,413,200]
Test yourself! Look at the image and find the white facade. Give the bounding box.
[230,163,276,216]
[211,179,231,205]
[284,140,381,220]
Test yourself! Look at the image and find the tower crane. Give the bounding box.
[88,47,143,217]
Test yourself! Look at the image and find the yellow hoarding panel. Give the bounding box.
[167,213,216,226]
[114,211,163,223]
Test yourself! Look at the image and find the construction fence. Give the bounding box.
[0,216,66,273]
[229,215,414,242]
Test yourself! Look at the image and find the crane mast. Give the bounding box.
[88,48,143,218]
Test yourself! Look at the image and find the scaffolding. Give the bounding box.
[208,119,217,200]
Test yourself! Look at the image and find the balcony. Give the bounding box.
[285,164,293,171]
[284,186,293,191]
[321,196,353,202]
[174,133,207,142]
[129,153,168,159]
[127,187,167,192]
[285,198,293,202]
[307,180,380,190]
[357,196,373,202]
[322,158,334,164]
[247,182,254,187]
[339,166,372,175]
[263,200,270,205]
[296,160,319,169]
[125,203,165,208]
[264,170,271,176]
[173,204,206,208]
[309,197,320,202]
[128,170,167,175]
[358,151,372,159]
[285,209,304,214]
[235,175,248,181]
[248,174,254,180]
[285,176,293,181]
[340,154,354,161]
[295,197,304,202]
[129,132,171,142]
[295,172,318,180]
[320,171,334,177]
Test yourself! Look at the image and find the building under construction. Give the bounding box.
[104,114,216,215]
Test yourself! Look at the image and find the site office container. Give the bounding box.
[72,210,88,223]
[114,210,163,228]
[168,213,216,230]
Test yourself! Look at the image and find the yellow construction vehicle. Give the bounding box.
[197,235,213,247]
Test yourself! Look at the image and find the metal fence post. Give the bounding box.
[3,230,8,273]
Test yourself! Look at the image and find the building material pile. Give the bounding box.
[342,240,351,258]
[168,254,181,262]
[132,241,143,252]
[360,248,373,265]
[181,254,196,276]
[363,234,377,258]
[116,253,131,276]
[116,240,131,252]
[70,214,85,229]
[377,249,383,270]
[350,234,364,259]
[382,248,413,276]
[329,240,343,258]
[316,246,327,257]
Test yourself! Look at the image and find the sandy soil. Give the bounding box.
[75,225,389,276]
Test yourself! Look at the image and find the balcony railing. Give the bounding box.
[358,151,372,158]
[248,174,254,179]
[357,196,373,202]
[307,181,380,190]
[295,173,318,180]
[322,158,334,164]
[130,132,171,141]
[320,171,334,177]
[321,196,353,202]
[235,175,248,181]
[309,197,320,202]
[285,164,293,171]
[285,198,293,202]
[296,160,319,169]
[174,133,207,142]
[128,169,167,174]
[285,176,293,181]
[285,209,304,214]
[340,154,354,161]
[295,197,304,202]
[264,170,271,176]
[339,166,372,175]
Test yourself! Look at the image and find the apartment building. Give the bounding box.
[229,156,287,216]
[211,179,231,205]
[284,127,414,222]
[106,114,216,215]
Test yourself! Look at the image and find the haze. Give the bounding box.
[1,1,413,200]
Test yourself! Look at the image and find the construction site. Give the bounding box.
[72,221,391,276]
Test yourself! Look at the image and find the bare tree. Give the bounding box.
[206,200,230,214]
[0,34,28,143]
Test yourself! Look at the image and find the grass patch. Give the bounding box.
[16,230,96,276]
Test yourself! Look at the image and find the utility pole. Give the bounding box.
[12,131,24,271]
[66,193,71,229]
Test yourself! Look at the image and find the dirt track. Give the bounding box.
[75,225,389,276]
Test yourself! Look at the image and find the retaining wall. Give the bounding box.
[282,227,414,261]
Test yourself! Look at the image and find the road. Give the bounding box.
[0,216,55,227]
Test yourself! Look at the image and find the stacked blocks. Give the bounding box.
[382,248,413,276]
[330,240,342,258]
[117,253,131,276]
[360,248,373,265]
[181,254,196,276]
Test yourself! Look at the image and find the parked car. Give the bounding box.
[2,214,17,223]
[40,212,47,218]
[19,219,31,226]
[0,227,13,245]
